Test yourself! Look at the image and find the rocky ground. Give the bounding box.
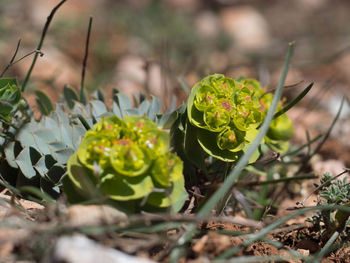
[0,0,349,262]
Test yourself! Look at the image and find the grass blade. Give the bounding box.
[315,231,339,260]
[282,133,323,157]
[273,82,313,119]
[18,186,55,203]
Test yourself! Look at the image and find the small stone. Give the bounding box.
[47,234,155,263]
[297,249,310,256]
[312,159,346,178]
[67,205,127,227]
[220,7,270,52]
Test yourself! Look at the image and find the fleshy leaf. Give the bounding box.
[101,171,154,201]
[146,175,187,210]
[151,153,183,187]
[267,113,294,141]
[197,128,242,162]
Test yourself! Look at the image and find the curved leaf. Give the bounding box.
[197,128,242,162]
[146,175,187,209]
[101,171,154,201]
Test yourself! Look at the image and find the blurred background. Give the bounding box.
[1,0,350,167]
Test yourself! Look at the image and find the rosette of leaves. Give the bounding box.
[1,85,179,200]
[185,74,293,163]
[64,115,187,213]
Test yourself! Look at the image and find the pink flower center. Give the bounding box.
[221,101,232,111]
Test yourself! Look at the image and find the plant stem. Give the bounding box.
[0,39,21,78]
[80,16,93,104]
[21,0,66,92]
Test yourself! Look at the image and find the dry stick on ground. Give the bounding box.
[21,0,66,92]
[80,16,93,104]
[127,213,264,229]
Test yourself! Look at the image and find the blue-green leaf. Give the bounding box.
[4,141,20,168]
[15,147,38,179]
[147,96,161,121]
[112,101,122,118]
[90,100,108,119]
[54,147,75,164]
[32,128,54,155]
[42,116,60,140]
[115,93,132,117]
[139,100,151,115]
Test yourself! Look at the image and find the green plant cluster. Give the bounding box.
[0,78,28,141]
[0,77,180,196]
[65,115,187,212]
[320,173,350,204]
[0,79,22,121]
[186,74,294,162]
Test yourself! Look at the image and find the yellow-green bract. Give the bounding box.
[64,115,187,212]
[187,74,294,162]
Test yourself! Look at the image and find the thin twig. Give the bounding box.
[0,38,44,79]
[22,0,66,92]
[1,50,44,80]
[13,50,44,67]
[270,223,307,234]
[261,80,304,97]
[298,169,349,206]
[127,213,264,229]
[0,39,21,78]
[239,173,317,187]
[80,16,93,104]
[299,97,345,169]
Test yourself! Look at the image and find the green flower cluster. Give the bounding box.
[187,74,294,162]
[66,115,187,212]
